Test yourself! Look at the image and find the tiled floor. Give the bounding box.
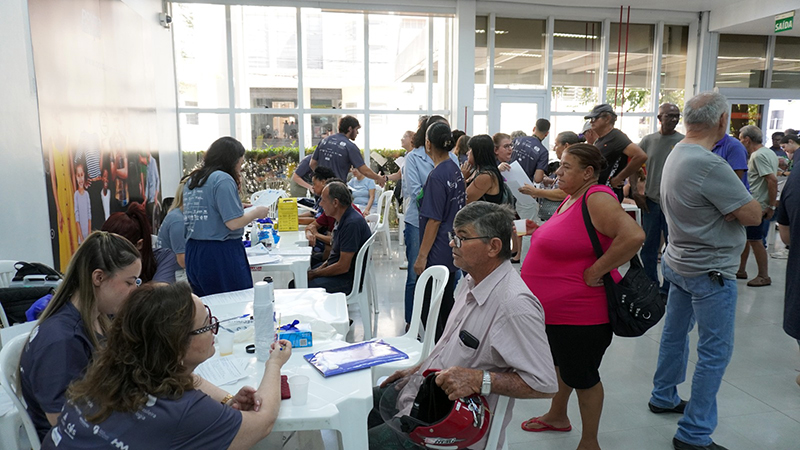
[349,232,799,450]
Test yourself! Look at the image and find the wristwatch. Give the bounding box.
[481,371,492,395]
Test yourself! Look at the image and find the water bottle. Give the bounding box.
[264,224,274,253]
[253,279,275,362]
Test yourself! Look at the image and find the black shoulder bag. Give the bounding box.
[581,192,665,337]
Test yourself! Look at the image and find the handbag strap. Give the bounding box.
[581,190,617,286]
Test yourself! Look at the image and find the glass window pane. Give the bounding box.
[304,114,365,150]
[432,17,452,111]
[716,34,767,88]
[550,115,587,144]
[368,114,423,150]
[235,113,299,150]
[660,25,688,111]
[493,18,546,88]
[369,15,428,110]
[607,23,654,113]
[475,16,488,111]
[302,9,365,109]
[473,114,488,135]
[233,6,298,108]
[772,36,800,90]
[552,20,602,113]
[173,4,230,109]
[179,113,231,154]
[617,116,653,142]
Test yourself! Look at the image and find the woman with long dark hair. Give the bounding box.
[101,202,180,283]
[464,134,505,204]
[20,231,141,440]
[42,282,292,449]
[183,137,269,296]
[414,122,466,341]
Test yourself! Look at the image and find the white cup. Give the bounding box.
[217,329,234,356]
[290,375,310,406]
[513,219,527,236]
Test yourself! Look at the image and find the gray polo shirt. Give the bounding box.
[395,260,557,449]
[639,131,684,203]
[661,143,753,279]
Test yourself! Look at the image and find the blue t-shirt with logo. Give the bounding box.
[41,389,242,449]
[20,302,95,440]
[183,171,244,241]
[511,136,549,181]
[311,133,365,181]
[712,134,750,190]
[419,159,466,272]
[158,208,186,255]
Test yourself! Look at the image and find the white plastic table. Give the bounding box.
[622,203,642,226]
[247,230,311,289]
[200,288,371,450]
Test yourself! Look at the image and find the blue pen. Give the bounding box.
[217,314,251,325]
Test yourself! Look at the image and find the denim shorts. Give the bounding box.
[745,217,771,241]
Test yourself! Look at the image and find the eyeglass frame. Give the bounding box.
[448,231,492,248]
[189,305,219,336]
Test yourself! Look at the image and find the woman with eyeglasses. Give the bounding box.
[41,282,292,449]
[20,231,142,441]
[414,122,466,342]
[101,201,181,283]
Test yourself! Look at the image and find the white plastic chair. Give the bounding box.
[371,265,449,384]
[0,261,17,288]
[393,197,405,247]
[373,190,394,257]
[0,333,41,450]
[485,395,511,450]
[347,233,378,340]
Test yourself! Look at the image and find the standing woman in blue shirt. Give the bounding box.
[183,137,269,296]
[20,231,142,440]
[414,122,466,341]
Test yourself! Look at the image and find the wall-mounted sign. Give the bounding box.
[775,11,794,33]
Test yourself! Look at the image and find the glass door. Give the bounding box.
[490,89,547,143]
[727,100,767,137]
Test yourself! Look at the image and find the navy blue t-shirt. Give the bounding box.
[41,389,242,449]
[511,136,549,181]
[328,206,372,280]
[19,302,95,440]
[294,154,314,183]
[777,171,800,339]
[419,159,466,272]
[311,133,365,181]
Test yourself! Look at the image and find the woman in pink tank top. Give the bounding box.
[518,144,644,450]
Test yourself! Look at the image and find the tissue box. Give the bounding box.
[278,323,312,348]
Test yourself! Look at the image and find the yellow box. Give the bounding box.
[277,197,299,231]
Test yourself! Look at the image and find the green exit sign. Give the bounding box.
[775,11,794,33]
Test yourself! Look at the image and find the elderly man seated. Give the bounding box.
[367,202,558,449]
[305,181,371,294]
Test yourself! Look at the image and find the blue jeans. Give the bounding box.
[641,198,670,294]
[403,223,421,324]
[650,260,737,447]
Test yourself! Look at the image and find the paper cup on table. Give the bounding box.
[290,375,310,406]
[513,219,527,236]
[217,328,234,356]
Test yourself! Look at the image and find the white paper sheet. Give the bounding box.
[503,161,536,206]
[394,156,406,169]
[248,254,282,265]
[204,289,253,306]
[248,189,285,210]
[195,357,251,386]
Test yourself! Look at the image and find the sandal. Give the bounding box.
[746,276,771,287]
[521,417,572,433]
[735,271,748,279]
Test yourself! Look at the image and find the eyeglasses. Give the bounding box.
[448,231,491,248]
[189,305,219,336]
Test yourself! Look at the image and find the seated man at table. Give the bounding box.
[368,202,558,450]
[299,166,336,226]
[306,177,364,267]
[305,181,371,294]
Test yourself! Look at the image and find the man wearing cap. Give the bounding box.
[585,104,648,201]
[633,103,684,291]
[367,202,558,450]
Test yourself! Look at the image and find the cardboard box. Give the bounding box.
[278,323,312,348]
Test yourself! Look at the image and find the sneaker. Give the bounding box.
[399,261,408,269]
[648,399,687,414]
[673,437,728,450]
[771,249,789,259]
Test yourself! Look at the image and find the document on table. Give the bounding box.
[204,289,253,306]
[195,356,251,386]
[504,161,537,206]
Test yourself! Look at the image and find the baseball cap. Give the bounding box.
[584,104,617,120]
[581,121,592,133]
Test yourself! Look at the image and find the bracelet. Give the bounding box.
[220,394,234,405]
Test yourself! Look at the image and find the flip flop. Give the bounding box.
[520,417,572,433]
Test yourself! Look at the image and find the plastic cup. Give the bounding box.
[514,219,527,236]
[217,329,234,356]
[290,375,310,406]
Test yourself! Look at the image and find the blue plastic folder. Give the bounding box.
[304,339,409,377]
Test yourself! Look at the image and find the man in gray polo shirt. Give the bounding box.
[648,92,761,450]
[367,202,558,450]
